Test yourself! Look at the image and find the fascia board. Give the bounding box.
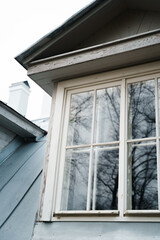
[27,30,160,96]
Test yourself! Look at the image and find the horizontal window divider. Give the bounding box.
[127,137,157,144]
[124,210,160,217]
[66,141,120,149]
[131,142,156,147]
[66,144,91,149]
[54,210,119,217]
[93,141,120,147]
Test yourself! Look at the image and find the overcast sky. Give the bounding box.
[0,0,93,120]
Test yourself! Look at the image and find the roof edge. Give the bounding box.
[0,101,47,141]
[15,0,110,69]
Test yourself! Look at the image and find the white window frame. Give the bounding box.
[41,61,160,222]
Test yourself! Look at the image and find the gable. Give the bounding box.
[16,0,160,69]
[77,9,160,50]
[16,0,160,96]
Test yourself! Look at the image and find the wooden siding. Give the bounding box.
[0,138,46,240]
[78,10,160,49]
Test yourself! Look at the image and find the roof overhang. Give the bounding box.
[0,101,47,141]
[15,0,160,95]
[15,0,125,69]
[27,30,160,96]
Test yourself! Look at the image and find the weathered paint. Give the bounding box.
[28,30,160,93]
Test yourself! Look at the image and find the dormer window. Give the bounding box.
[39,63,160,221]
[56,73,159,216]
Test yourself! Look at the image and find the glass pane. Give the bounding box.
[127,142,158,210]
[61,148,90,210]
[128,80,156,139]
[92,146,119,210]
[94,86,120,143]
[67,91,94,146]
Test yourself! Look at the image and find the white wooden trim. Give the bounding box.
[66,141,120,149]
[55,90,71,212]
[155,77,160,210]
[118,79,126,217]
[52,215,160,222]
[54,210,119,216]
[28,32,160,76]
[40,83,66,220]
[126,137,156,143]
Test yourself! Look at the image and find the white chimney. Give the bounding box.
[41,92,51,119]
[8,81,30,116]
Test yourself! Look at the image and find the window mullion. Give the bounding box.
[118,79,126,216]
[87,89,97,211]
[155,77,160,210]
[92,90,101,210]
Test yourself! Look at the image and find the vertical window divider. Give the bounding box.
[118,78,126,216]
[155,77,160,210]
[87,89,97,211]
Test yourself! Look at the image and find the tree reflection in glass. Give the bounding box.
[62,85,120,211]
[128,80,156,140]
[127,143,158,210]
[67,91,94,146]
[127,79,158,210]
[93,147,119,210]
[61,149,90,210]
[94,86,120,143]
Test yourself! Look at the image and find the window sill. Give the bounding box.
[54,210,119,217]
[124,210,160,217]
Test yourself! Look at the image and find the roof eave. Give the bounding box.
[0,101,47,141]
[15,0,112,69]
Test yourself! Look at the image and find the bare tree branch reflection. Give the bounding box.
[128,80,158,210]
[95,148,119,210]
[62,80,158,211]
[67,92,93,146]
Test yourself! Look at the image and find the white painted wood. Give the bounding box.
[37,82,59,221]
[118,79,126,217]
[55,210,119,216]
[86,89,96,211]
[28,31,160,95]
[28,30,160,76]
[155,78,160,209]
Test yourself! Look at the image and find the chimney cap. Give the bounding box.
[23,81,30,88]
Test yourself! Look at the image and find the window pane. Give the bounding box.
[128,80,156,139]
[67,91,94,146]
[61,148,90,210]
[92,146,119,210]
[94,86,120,143]
[127,142,158,210]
